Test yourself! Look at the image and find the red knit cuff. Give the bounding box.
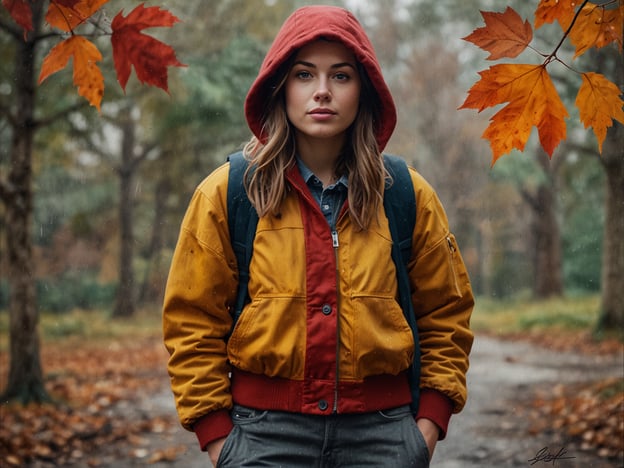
[193,409,234,451]
[415,388,454,440]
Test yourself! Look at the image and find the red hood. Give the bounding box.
[244,5,396,151]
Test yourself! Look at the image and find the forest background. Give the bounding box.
[2,0,619,322]
[0,0,622,465]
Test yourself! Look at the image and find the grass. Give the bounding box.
[469,293,602,335]
[0,306,163,352]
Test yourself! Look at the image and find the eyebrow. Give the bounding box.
[293,60,356,70]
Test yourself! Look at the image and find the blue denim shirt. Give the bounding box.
[296,158,348,229]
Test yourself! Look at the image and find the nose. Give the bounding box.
[313,78,331,102]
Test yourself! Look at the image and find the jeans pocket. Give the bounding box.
[411,421,431,467]
[215,426,238,468]
[377,405,413,421]
[231,404,268,425]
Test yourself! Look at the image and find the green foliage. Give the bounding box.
[34,165,116,246]
[562,204,603,292]
[0,274,115,314]
[164,33,264,143]
[489,250,533,299]
[37,272,115,313]
[560,154,605,292]
[0,280,7,310]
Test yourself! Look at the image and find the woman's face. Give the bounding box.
[285,40,361,149]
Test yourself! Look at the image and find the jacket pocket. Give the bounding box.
[350,296,414,378]
[446,235,463,298]
[227,296,307,378]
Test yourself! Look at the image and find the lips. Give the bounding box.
[309,108,336,115]
[308,108,336,122]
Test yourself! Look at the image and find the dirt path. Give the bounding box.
[433,335,622,468]
[93,333,623,467]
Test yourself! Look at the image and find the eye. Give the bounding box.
[295,70,312,80]
[333,71,351,81]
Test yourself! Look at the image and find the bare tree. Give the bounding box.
[72,103,155,317]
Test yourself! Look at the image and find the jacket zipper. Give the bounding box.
[331,229,340,413]
[447,236,462,297]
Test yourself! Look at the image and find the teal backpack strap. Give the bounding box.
[383,154,420,415]
[226,151,258,326]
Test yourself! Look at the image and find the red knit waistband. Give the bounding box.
[231,369,412,415]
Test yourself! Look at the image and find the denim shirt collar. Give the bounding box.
[295,156,349,189]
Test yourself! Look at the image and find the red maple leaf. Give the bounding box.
[54,0,82,6]
[2,0,33,36]
[463,7,533,60]
[111,3,185,92]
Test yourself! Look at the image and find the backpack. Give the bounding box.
[226,151,421,414]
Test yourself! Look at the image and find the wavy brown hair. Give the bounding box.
[243,56,387,230]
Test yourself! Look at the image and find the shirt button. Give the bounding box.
[322,304,332,315]
[318,399,328,411]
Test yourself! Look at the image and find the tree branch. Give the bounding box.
[33,101,90,129]
[0,178,9,204]
[132,141,159,168]
[0,101,17,128]
[0,16,22,40]
[519,187,540,212]
[546,0,591,64]
[562,141,601,159]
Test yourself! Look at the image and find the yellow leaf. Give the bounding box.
[39,36,104,111]
[569,4,623,57]
[459,63,568,164]
[534,0,576,30]
[576,72,624,152]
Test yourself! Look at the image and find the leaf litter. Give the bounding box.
[0,336,186,466]
[1,330,622,465]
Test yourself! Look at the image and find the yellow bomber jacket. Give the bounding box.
[163,161,474,449]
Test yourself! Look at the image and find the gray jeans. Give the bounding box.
[216,404,430,467]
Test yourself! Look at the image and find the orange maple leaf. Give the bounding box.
[39,35,104,111]
[459,63,568,165]
[2,0,33,36]
[110,4,185,92]
[568,4,623,57]
[46,0,110,32]
[534,0,576,30]
[463,7,533,60]
[576,72,624,152]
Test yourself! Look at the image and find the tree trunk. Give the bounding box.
[532,185,563,298]
[138,175,171,303]
[598,123,624,330]
[524,151,564,299]
[112,118,136,317]
[595,44,624,332]
[1,2,50,403]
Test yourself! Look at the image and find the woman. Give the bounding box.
[163,5,474,467]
